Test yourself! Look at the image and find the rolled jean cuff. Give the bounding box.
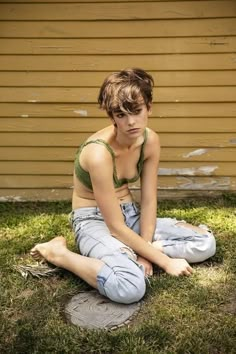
[96,263,113,297]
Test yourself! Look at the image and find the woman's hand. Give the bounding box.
[164,258,193,276]
[137,256,153,277]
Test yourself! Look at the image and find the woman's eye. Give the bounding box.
[117,113,125,118]
[134,109,141,115]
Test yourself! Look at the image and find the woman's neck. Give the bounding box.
[114,129,138,149]
[112,128,145,152]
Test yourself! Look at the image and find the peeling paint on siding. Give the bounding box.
[198,166,219,175]
[73,110,88,116]
[0,197,9,202]
[229,138,236,144]
[0,196,25,202]
[27,100,38,103]
[176,176,230,190]
[21,114,29,118]
[159,166,218,176]
[183,148,209,158]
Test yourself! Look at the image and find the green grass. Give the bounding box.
[0,194,236,354]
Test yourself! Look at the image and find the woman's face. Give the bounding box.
[112,102,151,138]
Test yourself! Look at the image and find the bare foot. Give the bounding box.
[151,240,163,252]
[30,236,67,266]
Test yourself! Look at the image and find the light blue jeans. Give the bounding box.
[71,202,216,304]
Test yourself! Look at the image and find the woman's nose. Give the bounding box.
[127,115,135,125]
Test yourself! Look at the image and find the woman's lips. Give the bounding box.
[127,128,140,133]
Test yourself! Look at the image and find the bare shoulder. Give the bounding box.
[146,128,160,145]
[81,141,113,170]
[145,128,160,156]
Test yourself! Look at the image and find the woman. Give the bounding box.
[31,68,216,304]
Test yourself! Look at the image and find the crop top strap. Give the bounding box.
[80,139,116,160]
[143,128,148,148]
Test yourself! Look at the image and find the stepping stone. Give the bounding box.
[65,290,141,330]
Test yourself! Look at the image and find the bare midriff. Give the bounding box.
[72,176,133,209]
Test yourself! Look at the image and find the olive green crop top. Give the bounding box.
[74,128,148,190]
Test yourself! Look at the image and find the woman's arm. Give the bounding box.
[136,130,160,275]
[84,143,193,276]
[140,130,160,242]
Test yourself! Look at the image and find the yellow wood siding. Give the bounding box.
[0,0,236,201]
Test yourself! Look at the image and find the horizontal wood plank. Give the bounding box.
[131,189,236,201]
[130,175,236,191]
[0,87,235,103]
[0,54,235,71]
[162,147,236,162]
[1,37,235,55]
[0,189,73,202]
[0,147,76,161]
[0,175,72,188]
[0,70,234,88]
[0,132,235,147]
[1,117,236,133]
[0,103,235,118]
[161,176,236,190]
[4,0,225,3]
[0,175,235,190]
[4,187,190,202]
[1,19,235,38]
[158,162,236,176]
[1,2,235,20]
[1,161,235,176]
[1,71,236,87]
[0,161,72,175]
[1,188,234,202]
[1,146,235,162]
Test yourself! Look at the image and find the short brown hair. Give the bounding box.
[98,68,154,117]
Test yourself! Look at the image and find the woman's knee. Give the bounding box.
[203,234,216,259]
[189,234,216,263]
[97,253,146,304]
[113,270,146,304]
